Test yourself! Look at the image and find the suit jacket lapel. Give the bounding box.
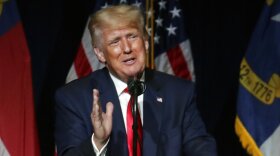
[143,69,163,156]
[95,68,128,155]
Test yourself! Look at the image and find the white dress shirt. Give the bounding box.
[92,73,144,156]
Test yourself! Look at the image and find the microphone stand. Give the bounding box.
[128,79,145,156]
[132,87,138,156]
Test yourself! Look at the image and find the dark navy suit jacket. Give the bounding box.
[55,68,217,156]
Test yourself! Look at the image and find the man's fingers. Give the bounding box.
[105,102,114,118]
[92,89,102,123]
[93,89,99,106]
[92,89,113,133]
[91,90,113,145]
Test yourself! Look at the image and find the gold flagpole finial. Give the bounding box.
[266,0,274,6]
[0,0,9,16]
[0,0,3,16]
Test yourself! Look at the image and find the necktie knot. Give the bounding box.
[123,87,130,94]
[122,87,129,93]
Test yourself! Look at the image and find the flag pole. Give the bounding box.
[150,0,155,69]
[145,0,150,67]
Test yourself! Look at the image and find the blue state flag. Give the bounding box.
[235,0,280,155]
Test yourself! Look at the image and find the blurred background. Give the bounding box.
[4,0,266,155]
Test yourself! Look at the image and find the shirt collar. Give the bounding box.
[109,72,145,96]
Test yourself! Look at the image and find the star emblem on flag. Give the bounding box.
[271,13,280,22]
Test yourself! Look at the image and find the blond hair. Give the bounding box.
[88,4,146,48]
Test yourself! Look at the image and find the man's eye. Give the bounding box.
[129,34,138,40]
[109,40,119,46]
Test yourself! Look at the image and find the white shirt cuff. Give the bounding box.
[91,133,109,156]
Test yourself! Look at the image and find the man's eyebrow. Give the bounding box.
[106,36,120,44]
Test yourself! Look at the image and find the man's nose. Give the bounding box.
[121,39,132,53]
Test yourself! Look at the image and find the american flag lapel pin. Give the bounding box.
[156,97,163,103]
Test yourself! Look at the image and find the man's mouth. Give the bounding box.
[123,58,136,65]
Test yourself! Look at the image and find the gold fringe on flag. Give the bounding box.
[235,116,263,156]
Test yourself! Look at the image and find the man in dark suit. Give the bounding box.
[55,4,217,156]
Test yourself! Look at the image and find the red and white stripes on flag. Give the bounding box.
[0,138,10,156]
[66,20,104,83]
[155,40,194,81]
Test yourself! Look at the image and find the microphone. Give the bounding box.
[127,77,146,96]
[127,77,145,156]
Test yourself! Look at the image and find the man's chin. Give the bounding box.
[128,73,144,81]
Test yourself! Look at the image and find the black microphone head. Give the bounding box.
[127,77,135,93]
[127,77,145,96]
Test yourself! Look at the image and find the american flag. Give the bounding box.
[66,0,195,83]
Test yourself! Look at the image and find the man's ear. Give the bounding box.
[93,47,106,63]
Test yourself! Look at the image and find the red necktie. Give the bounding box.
[124,88,143,156]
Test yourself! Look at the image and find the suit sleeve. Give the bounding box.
[54,88,96,156]
[182,84,217,156]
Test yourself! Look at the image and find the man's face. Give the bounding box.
[94,26,148,82]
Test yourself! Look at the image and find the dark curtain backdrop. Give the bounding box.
[16,0,264,155]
